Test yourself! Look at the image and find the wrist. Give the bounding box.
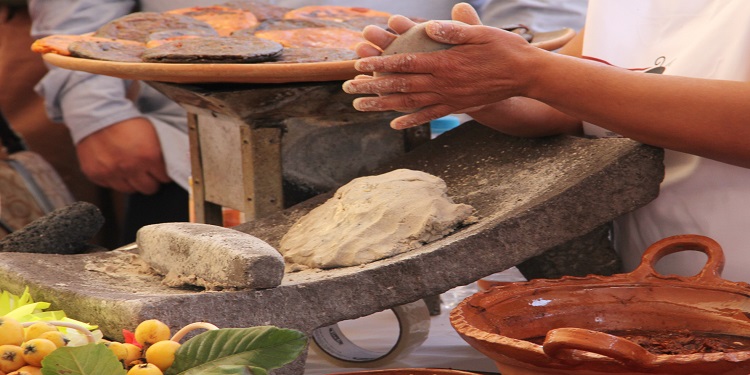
[515,47,558,100]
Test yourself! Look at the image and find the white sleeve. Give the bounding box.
[480,0,588,32]
[28,0,141,143]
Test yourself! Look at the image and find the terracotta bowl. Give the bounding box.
[328,368,482,375]
[450,234,750,375]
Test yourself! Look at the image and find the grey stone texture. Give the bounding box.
[137,223,285,290]
[517,223,621,279]
[0,201,104,254]
[0,122,663,374]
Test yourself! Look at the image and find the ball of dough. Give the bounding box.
[279,169,475,269]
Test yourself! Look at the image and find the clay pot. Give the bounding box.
[450,234,750,374]
[329,369,481,375]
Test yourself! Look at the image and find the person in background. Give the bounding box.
[0,0,122,246]
[28,0,202,245]
[481,0,587,31]
[343,1,750,282]
[271,0,486,20]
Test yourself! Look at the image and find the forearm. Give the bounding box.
[525,53,750,167]
[466,96,581,137]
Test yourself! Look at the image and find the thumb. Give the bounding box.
[451,2,482,25]
[425,20,491,45]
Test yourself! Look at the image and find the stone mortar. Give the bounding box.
[0,122,663,374]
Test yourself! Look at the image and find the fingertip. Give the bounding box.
[452,3,482,25]
[391,115,424,130]
[351,97,367,111]
[387,15,417,34]
[362,25,397,50]
[425,20,472,44]
[354,58,375,72]
[355,42,383,58]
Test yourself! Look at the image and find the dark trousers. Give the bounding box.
[120,182,189,246]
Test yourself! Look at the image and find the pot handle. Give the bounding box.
[630,234,725,283]
[543,327,657,369]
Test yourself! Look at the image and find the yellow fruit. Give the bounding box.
[22,323,56,342]
[145,340,180,371]
[126,363,163,375]
[0,317,24,346]
[106,341,128,361]
[134,320,170,347]
[0,345,26,373]
[8,365,42,375]
[20,339,56,367]
[122,343,143,367]
[37,331,68,348]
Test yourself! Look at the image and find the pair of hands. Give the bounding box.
[76,117,170,195]
[343,3,538,130]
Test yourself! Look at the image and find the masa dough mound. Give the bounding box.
[280,169,475,269]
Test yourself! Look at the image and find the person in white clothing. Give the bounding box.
[343,1,750,282]
[481,0,587,31]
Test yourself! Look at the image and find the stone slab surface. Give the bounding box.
[0,122,663,374]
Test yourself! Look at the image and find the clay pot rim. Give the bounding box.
[449,234,750,369]
[449,308,750,363]
[328,368,484,375]
[469,233,750,310]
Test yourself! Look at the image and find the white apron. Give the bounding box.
[582,0,750,281]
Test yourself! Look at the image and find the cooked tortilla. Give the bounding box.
[68,38,146,62]
[141,36,282,63]
[94,12,217,43]
[31,34,111,56]
[166,5,258,36]
[221,0,291,21]
[263,47,358,64]
[283,5,391,22]
[255,27,365,50]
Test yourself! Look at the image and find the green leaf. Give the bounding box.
[165,326,307,375]
[40,343,127,375]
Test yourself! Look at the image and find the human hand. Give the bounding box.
[342,3,540,129]
[355,3,483,58]
[76,117,171,195]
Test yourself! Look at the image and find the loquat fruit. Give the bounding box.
[134,320,170,347]
[0,344,26,373]
[122,343,143,367]
[22,322,56,342]
[106,341,128,362]
[8,365,42,375]
[37,330,68,348]
[145,340,180,371]
[20,339,56,367]
[126,363,163,375]
[0,317,24,346]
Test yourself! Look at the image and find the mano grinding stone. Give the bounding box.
[137,222,285,290]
